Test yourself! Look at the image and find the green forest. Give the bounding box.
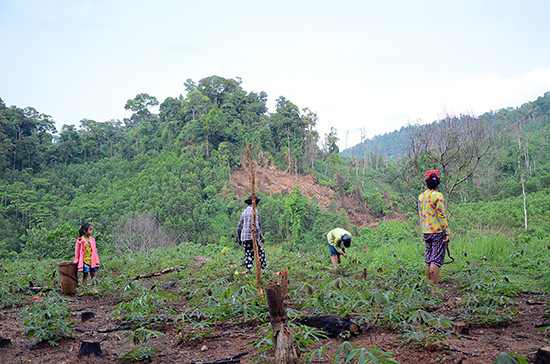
[1,76,550,258]
[2,77,550,362]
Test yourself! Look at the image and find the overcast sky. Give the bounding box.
[1,0,549,149]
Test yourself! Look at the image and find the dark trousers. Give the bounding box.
[242,240,267,271]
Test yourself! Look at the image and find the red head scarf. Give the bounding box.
[425,170,439,179]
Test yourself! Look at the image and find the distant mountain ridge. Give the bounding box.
[342,91,550,159]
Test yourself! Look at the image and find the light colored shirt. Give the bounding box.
[418,189,450,237]
[237,206,264,242]
[327,228,351,255]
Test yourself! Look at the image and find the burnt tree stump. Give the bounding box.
[266,281,298,364]
[0,338,11,348]
[455,322,469,335]
[535,347,550,364]
[81,311,95,322]
[78,341,102,357]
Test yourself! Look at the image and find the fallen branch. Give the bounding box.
[294,314,361,337]
[535,323,550,328]
[191,351,248,364]
[442,346,480,357]
[75,325,133,333]
[131,265,183,280]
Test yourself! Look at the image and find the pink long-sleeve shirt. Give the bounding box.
[73,237,100,272]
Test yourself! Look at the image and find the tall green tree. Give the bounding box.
[124,93,159,127]
[56,125,81,164]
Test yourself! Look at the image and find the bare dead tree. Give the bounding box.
[113,212,180,254]
[523,136,532,177]
[358,128,365,188]
[344,129,349,152]
[404,113,494,206]
[517,133,528,230]
[361,128,368,188]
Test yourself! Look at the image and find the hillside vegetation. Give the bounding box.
[2,77,548,258]
[0,78,549,362]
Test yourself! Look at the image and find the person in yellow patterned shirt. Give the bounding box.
[74,222,100,295]
[418,170,450,285]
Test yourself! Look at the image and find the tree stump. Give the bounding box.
[265,281,298,364]
[535,347,550,364]
[78,341,102,357]
[455,322,469,335]
[81,311,95,322]
[0,338,11,348]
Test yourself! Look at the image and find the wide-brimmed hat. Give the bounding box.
[244,196,261,205]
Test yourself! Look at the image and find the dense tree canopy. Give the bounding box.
[1,81,549,260]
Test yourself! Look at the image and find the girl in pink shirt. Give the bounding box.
[73,222,100,294]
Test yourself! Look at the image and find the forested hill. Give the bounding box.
[1,77,550,261]
[342,92,550,160]
[0,75,352,257]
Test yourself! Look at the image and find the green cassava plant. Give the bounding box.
[113,288,173,326]
[0,280,21,308]
[301,342,332,363]
[117,326,165,361]
[459,292,517,326]
[333,341,398,364]
[396,309,454,347]
[19,292,73,346]
[493,352,528,364]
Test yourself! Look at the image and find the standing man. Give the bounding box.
[326,228,352,270]
[418,170,450,285]
[236,196,268,273]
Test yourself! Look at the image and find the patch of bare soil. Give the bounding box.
[230,166,404,228]
[1,281,547,363]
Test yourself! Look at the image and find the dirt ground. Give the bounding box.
[0,281,548,363]
[230,166,404,228]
